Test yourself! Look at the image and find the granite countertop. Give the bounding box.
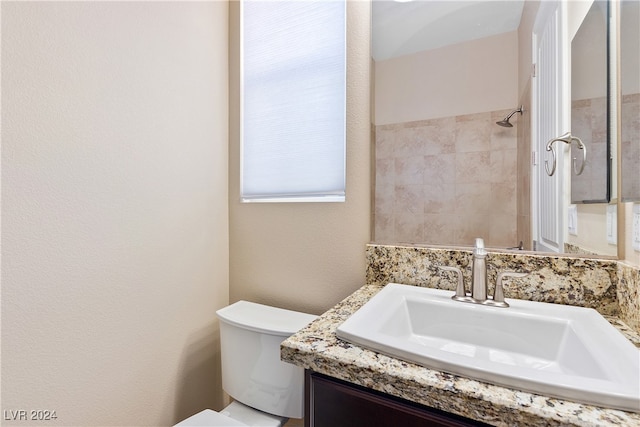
[281,284,640,427]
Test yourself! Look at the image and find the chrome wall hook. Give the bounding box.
[544,139,559,176]
[571,136,587,175]
[545,132,572,176]
[544,131,587,176]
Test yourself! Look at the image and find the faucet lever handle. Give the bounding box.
[437,266,468,301]
[493,271,529,307]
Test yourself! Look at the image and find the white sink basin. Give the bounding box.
[336,283,640,413]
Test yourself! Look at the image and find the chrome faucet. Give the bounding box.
[470,237,488,302]
[438,237,528,308]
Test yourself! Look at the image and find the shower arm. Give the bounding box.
[496,106,523,127]
[504,108,522,121]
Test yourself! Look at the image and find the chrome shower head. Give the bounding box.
[496,106,523,127]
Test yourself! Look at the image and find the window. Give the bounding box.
[241,0,346,202]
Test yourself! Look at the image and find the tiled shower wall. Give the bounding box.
[374,109,519,248]
[570,96,609,202]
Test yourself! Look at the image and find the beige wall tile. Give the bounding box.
[424,153,456,184]
[455,114,492,153]
[423,214,457,244]
[456,151,492,183]
[395,156,426,185]
[423,182,457,214]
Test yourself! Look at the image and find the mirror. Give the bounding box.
[570,0,611,204]
[620,0,640,202]
[372,0,627,257]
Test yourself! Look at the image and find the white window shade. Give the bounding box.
[241,0,346,202]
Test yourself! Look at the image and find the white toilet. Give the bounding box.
[175,301,317,427]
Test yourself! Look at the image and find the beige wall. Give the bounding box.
[623,203,640,266]
[568,204,617,255]
[518,0,540,101]
[374,31,518,126]
[621,0,640,96]
[1,2,229,425]
[567,0,594,42]
[570,0,607,101]
[228,1,372,315]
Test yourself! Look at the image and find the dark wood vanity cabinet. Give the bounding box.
[305,371,489,427]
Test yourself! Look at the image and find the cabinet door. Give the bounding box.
[306,371,487,427]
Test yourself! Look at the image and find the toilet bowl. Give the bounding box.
[175,301,317,427]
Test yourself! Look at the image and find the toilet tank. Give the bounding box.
[216,301,317,419]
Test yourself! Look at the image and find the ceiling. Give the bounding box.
[372,0,526,61]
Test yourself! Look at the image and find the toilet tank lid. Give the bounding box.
[216,301,317,336]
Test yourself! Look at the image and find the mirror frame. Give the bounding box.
[614,0,626,261]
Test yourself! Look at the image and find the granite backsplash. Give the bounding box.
[365,244,640,335]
